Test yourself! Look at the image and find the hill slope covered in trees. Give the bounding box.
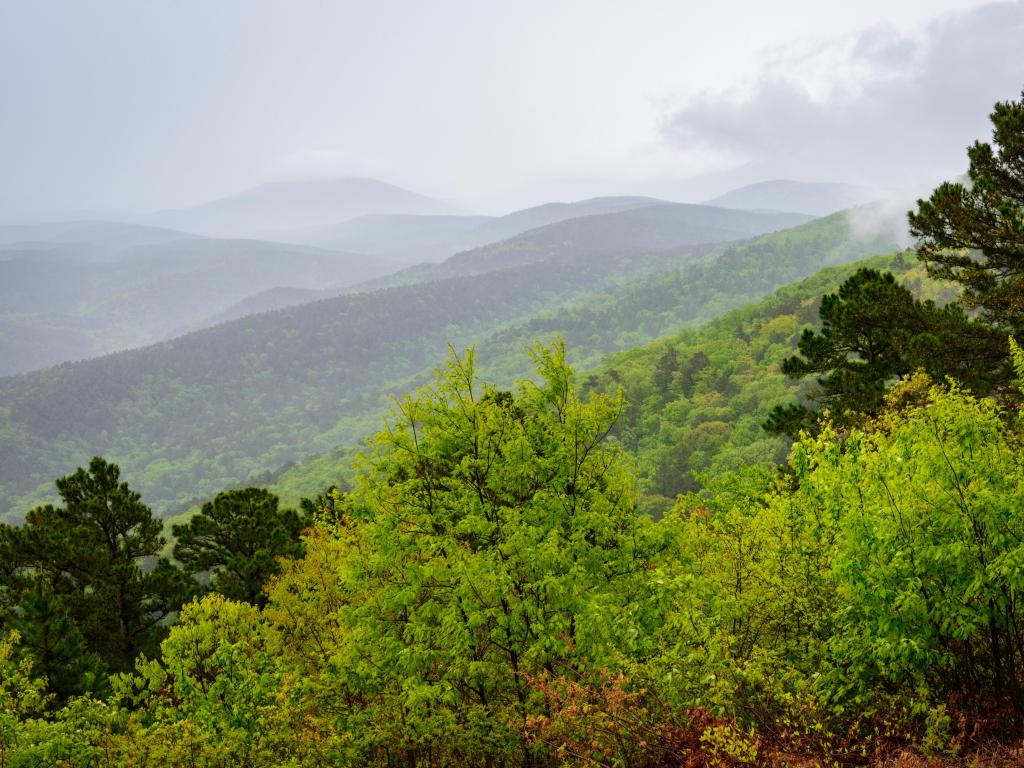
[0,210,894,520]
[0,234,399,376]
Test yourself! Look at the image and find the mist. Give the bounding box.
[1,0,1017,220]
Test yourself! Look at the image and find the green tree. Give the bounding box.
[8,584,106,704]
[12,457,189,672]
[271,342,660,766]
[909,90,1024,341]
[172,487,306,606]
[765,268,988,438]
[819,380,1024,718]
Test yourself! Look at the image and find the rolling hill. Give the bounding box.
[209,201,812,324]
[332,202,814,295]
[0,209,897,520]
[704,179,880,216]
[145,178,461,240]
[299,196,671,258]
[0,237,398,376]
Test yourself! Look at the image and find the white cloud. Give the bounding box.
[662,2,1024,192]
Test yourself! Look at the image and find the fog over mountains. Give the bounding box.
[142,178,462,241]
[3,4,1024,762]
[0,177,841,377]
[703,180,881,216]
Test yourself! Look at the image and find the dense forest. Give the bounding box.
[2,91,1024,767]
[0,207,884,522]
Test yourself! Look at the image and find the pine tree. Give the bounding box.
[765,268,991,437]
[909,89,1024,375]
[15,457,190,671]
[173,487,305,606]
[9,584,106,703]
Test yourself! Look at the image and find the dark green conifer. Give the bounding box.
[173,487,305,606]
[910,90,1024,337]
[16,457,189,671]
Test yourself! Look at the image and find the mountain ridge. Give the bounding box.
[144,177,462,240]
[704,179,880,216]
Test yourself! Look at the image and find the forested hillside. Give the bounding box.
[232,210,895,509]
[3,89,1024,768]
[300,196,666,257]
[0,232,399,375]
[238,201,814,319]
[0,243,705,519]
[584,253,950,513]
[362,202,812,289]
[0,210,891,521]
[262,250,906,512]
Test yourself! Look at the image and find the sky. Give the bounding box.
[0,0,1021,218]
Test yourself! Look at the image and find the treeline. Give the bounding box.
[0,460,307,694]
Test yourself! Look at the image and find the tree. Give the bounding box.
[173,487,305,606]
[11,457,190,671]
[824,381,1024,717]
[909,90,1024,377]
[270,342,660,766]
[7,584,105,703]
[764,268,992,438]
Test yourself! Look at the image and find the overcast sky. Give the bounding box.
[0,0,1021,218]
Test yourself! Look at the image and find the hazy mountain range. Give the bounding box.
[200,201,812,324]
[703,180,880,216]
[143,178,462,240]
[0,193,899,519]
[0,178,846,377]
[0,228,400,375]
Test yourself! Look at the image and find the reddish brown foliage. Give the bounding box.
[525,672,1024,768]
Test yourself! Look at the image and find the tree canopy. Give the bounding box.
[172,487,305,606]
[1,457,190,674]
[909,90,1024,335]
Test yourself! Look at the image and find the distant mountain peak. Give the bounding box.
[703,180,880,217]
[144,177,461,240]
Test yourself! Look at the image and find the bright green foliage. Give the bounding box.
[261,342,660,766]
[112,594,300,767]
[0,631,116,768]
[172,487,305,606]
[649,458,844,736]
[0,630,49,731]
[826,382,1024,715]
[1011,336,1024,391]
[5,457,190,672]
[648,380,1024,741]
[2,338,1024,764]
[579,254,925,512]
